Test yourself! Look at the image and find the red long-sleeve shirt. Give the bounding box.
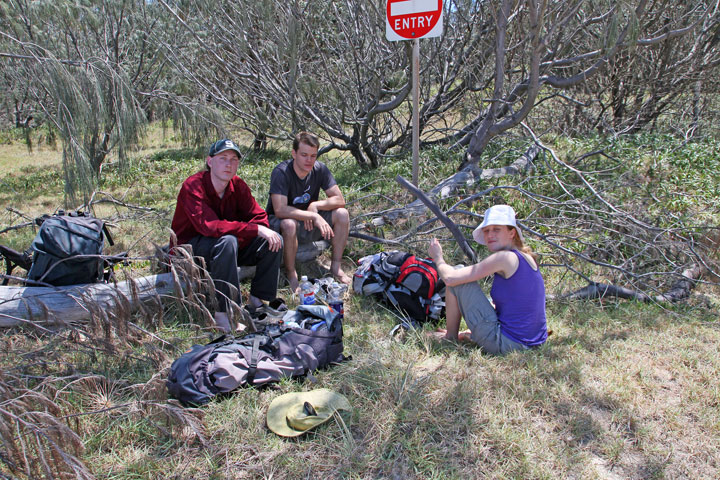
[171,171,269,248]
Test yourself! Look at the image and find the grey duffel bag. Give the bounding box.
[167,306,347,406]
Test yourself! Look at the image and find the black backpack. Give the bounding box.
[27,212,113,286]
[166,307,347,407]
[353,250,445,323]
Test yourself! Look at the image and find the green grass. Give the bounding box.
[1,130,719,479]
[84,302,716,479]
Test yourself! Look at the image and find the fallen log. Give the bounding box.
[562,266,703,303]
[211,240,330,281]
[0,273,176,327]
[651,266,704,303]
[0,240,331,327]
[561,283,651,302]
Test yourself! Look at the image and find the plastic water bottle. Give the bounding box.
[327,281,344,320]
[299,276,316,305]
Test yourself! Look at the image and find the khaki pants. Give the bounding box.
[449,282,528,355]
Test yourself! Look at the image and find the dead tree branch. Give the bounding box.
[383,144,540,222]
[563,266,704,303]
[395,175,477,264]
[349,131,718,304]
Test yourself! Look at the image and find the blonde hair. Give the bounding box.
[509,226,538,263]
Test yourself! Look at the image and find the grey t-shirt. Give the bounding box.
[266,159,337,215]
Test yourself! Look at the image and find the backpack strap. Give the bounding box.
[102,223,115,246]
[246,335,263,386]
[389,319,422,336]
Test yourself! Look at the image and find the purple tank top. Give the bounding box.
[490,250,547,346]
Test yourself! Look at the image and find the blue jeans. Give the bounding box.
[449,282,528,355]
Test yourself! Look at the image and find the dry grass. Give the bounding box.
[63,298,719,480]
[0,141,62,175]
[1,132,719,479]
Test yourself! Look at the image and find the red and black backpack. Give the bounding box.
[353,250,445,323]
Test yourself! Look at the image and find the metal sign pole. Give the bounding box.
[412,38,420,186]
[386,0,444,186]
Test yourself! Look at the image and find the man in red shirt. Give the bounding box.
[171,139,282,332]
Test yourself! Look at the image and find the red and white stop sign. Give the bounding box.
[386,0,443,42]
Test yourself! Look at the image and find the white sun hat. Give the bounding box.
[472,205,524,245]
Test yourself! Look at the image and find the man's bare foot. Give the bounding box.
[330,262,352,285]
[287,270,299,294]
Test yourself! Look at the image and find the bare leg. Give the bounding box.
[330,208,351,284]
[443,288,461,341]
[430,289,461,342]
[280,219,300,292]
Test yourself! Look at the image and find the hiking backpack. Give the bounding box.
[166,306,347,406]
[27,211,113,286]
[353,250,445,324]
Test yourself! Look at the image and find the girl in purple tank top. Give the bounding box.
[427,205,547,355]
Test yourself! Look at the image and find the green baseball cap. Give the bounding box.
[208,139,242,158]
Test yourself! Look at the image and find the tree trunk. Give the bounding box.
[0,273,175,327]
[0,241,330,327]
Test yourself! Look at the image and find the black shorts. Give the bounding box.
[268,210,334,243]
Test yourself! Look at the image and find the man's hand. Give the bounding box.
[304,203,318,231]
[257,225,283,252]
[306,203,333,239]
[313,212,334,240]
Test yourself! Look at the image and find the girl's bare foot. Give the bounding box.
[458,330,473,342]
[430,330,446,339]
[428,329,457,342]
